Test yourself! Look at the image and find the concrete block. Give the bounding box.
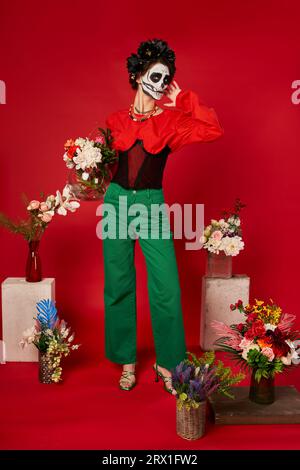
[2,277,55,361]
[200,274,250,350]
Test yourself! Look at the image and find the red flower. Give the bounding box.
[246,312,258,323]
[230,303,236,310]
[237,323,244,333]
[265,328,291,357]
[244,319,265,340]
[67,145,79,159]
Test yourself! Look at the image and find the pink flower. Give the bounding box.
[40,202,49,212]
[261,347,275,362]
[239,338,253,350]
[27,200,40,210]
[95,136,105,144]
[40,213,52,223]
[211,230,223,241]
[211,320,243,350]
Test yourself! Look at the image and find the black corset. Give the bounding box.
[111,139,171,189]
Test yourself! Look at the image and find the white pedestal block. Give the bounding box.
[1,277,55,362]
[200,274,250,351]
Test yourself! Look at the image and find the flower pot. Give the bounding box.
[38,352,53,384]
[26,240,42,282]
[249,370,275,404]
[67,168,106,201]
[206,251,232,278]
[176,400,206,440]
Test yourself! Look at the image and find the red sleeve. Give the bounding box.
[105,112,119,150]
[168,89,224,153]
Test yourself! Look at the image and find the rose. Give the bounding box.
[40,202,49,212]
[211,230,223,241]
[245,319,265,340]
[27,200,40,210]
[261,347,275,361]
[237,323,244,333]
[246,312,258,323]
[40,213,52,223]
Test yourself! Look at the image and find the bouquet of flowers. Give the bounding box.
[0,184,80,242]
[212,299,300,382]
[64,127,118,200]
[172,351,245,410]
[20,299,80,383]
[200,198,245,256]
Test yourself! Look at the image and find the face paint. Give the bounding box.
[140,62,171,100]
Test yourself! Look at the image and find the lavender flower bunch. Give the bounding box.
[172,351,245,410]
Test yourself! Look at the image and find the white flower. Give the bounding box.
[200,235,207,244]
[241,343,260,361]
[220,236,244,256]
[219,219,229,230]
[281,354,292,366]
[73,140,102,171]
[68,333,75,343]
[204,237,222,254]
[19,326,37,348]
[55,185,80,216]
[74,137,87,148]
[82,172,90,181]
[285,339,300,365]
[265,323,277,332]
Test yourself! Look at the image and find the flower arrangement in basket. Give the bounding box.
[172,351,244,440]
[63,127,118,201]
[200,198,246,278]
[0,185,80,281]
[20,299,80,383]
[211,298,300,404]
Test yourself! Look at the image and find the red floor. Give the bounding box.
[0,348,299,450]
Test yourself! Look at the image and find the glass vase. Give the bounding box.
[176,400,206,440]
[26,240,42,282]
[38,352,53,384]
[206,251,232,278]
[249,369,275,404]
[67,168,106,201]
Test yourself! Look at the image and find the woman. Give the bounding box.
[102,38,224,395]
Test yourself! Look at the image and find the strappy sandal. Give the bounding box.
[153,363,177,396]
[119,369,136,391]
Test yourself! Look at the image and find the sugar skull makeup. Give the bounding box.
[139,63,171,100]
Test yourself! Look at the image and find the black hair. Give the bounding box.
[126,38,176,90]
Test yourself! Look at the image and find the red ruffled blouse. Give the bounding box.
[105,89,224,189]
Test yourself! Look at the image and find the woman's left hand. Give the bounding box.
[163,79,182,107]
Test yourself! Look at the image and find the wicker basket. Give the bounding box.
[176,400,206,440]
[38,352,53,384]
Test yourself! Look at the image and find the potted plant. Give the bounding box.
[211,299,300,404]
[172,351,244,440]
[63,127,118,201]
[0,185,80,282]
[200,198,245,278]
[20,298,80,383]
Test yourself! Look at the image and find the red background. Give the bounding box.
[0,0,299,450]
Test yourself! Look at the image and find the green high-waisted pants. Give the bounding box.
[101,181,187,371]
